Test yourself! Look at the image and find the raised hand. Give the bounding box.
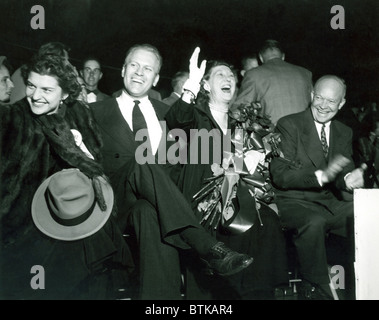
[182,47,207,100]
[189,47,207,85]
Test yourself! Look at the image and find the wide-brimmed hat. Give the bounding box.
[31,168,113,241]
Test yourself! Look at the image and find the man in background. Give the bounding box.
[0,56,15,106]
[233,39,313,125]
[80,57,110,103]
[162,71,189,106]
[239,53,259,78]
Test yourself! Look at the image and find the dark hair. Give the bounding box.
[196,60,235,107]
[259,39,284,62]
[82,56,102,70]
[124,44,162,73]
[21,54,81,103]
[171,71,189,90]
[38,42,70,59]
[0,56,14,74]
[241,53,258,70]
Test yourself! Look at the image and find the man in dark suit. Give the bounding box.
[91,44,253,299]
[232,39,313,125]
[270,75,365,299]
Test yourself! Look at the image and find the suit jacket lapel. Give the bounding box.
[328,120,342,159]
[97,98,134,148]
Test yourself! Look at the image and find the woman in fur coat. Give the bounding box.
[0,54,133,299]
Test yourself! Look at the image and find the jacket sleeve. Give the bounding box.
[232,69,259,108]
[269,118,323,190]
[164,98,195,131]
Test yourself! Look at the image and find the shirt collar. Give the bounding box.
[119,90,150,106]
[314,120,331,129]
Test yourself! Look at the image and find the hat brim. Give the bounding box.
[31,169,114,241]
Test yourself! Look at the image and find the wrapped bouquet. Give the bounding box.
[194,102,283,234]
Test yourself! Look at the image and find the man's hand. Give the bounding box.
[345,164,366,191]
[182,47,207,101]
[320,155,351,184]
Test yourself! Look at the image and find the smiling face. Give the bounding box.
[204,65,236,105]
[310,77,346,123]
[81,59,102,89]
[26,71,68,115]
[121,48,160,98]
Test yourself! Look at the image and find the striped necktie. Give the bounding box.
[321,123,328,158]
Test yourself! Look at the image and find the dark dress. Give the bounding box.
[0,99,133,300]
[165,99,289,299]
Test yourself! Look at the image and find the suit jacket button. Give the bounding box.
[115,153,120,158]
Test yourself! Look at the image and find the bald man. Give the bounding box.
[270,75,364,300]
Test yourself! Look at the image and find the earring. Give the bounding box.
[204,83,211,92]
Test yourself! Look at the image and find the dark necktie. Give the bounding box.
[321,124,329,158]
[132,100,148,135]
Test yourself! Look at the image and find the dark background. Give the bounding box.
[0,0,378,103]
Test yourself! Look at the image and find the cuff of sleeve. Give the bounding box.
[315,170,324,186]
[182,79,201,98]
[344,172,351,182]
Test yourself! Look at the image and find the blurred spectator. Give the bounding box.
[162,71,189,106]
[232,39,313,125]
[80,56,110,103]
[0,56,15,105]
[239,53,259,78]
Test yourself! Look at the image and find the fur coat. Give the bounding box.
[0,98,133,299]
[0,98,103,244]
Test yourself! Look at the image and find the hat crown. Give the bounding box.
[47,169,95,221]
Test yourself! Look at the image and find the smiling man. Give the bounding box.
[80,57,110,103]
[269,75,365,300]
[91,44,171,174]
[91,44,177,299]
[90,44,252,300]
[0,56,15,106]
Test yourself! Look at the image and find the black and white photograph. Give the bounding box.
[0,0,378,306]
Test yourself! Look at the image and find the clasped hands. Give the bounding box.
[319,154,365,191]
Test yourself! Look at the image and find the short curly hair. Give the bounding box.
[21,54,80,103]
[196,60,235,107]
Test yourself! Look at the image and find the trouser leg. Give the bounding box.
[277,198,354,285]
[118,161,217,252]
[129,199,183,300]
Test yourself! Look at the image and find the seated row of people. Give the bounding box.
[0,40,375,300]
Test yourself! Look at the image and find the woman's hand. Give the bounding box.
[182,47,207,103]
[189,47,207,85]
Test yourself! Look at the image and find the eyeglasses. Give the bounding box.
[83,67,101,75]
[313,93,340,107]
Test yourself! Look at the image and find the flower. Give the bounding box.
[195,102,282,233]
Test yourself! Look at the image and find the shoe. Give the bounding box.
[298,281,334,300]
[201,242,254,276]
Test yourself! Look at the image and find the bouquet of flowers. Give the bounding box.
[194,102,283,234]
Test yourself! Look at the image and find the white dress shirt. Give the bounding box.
[117,91,162,155]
